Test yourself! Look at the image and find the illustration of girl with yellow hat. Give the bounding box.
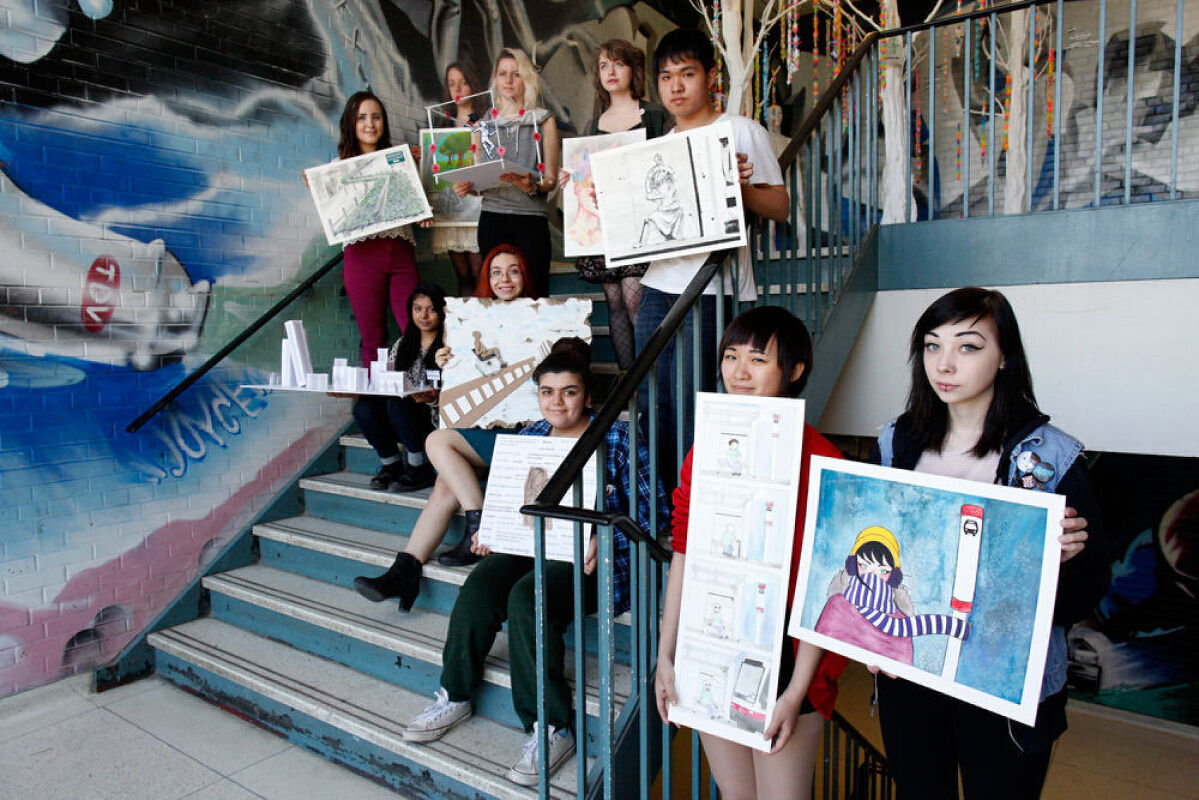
[814,526,970,665]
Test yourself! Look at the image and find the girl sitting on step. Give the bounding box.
[352,244,536,608]
[399,338,669,787]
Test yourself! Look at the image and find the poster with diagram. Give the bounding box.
[476,434,598,562]
[419,128,482,226]
[590,120,745,269]
[304,145,431,246]
[788,457,1065,725]
[668,393,806,751]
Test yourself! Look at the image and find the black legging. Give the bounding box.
[477,210,551,298]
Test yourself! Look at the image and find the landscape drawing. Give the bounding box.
[419,128,482,226]
[305,145,431,246]
[789,457,1066,725]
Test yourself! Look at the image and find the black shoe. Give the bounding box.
[353,552,423,611]
[394,461,435,492]
[437,510,483,567]
[369,461,406,491]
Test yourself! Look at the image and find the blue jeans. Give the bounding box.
[352,396,435,459]
[634,286,718,480]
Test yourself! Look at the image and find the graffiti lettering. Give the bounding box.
[81,256,119,333]
[145,382,271,480]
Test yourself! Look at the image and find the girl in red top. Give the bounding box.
[655,305,847,799]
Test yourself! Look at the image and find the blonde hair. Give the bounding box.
[492,48,541,109]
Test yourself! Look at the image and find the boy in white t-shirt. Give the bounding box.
[635,27,790,475]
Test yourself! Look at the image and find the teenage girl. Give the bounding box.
[432,62,486,296]
[453,48,559,298]
[873,287,1103,799]
[335,91,420,367]
[561,39,670,370]
[353,244,536,608]
[351,283,445,493]
[655,306,848,799]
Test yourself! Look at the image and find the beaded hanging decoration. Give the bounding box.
[1002,71,1012,151]
[813,8,820,98]
[787,2,801,84]
[1047,41,1055,136]
[941,26,951,115]
[955,123,962,181]
[713,0,725,112]
[914,67,923,175]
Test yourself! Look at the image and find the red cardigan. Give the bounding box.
[670,423,848,719]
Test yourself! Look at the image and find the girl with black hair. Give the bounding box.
[873,286,1104,800]
[351,283,446,493]
[656,305,847,799]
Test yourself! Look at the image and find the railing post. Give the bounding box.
[533,515,549,798]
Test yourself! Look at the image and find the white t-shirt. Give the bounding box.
[639,113,784,301]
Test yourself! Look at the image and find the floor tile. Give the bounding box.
[80,674,166,707]
[1043,762,1190,800]
[1054,707,1199,796]
[106,681,291,775]
[183,778,263,799]
[0,675,98,744]
[0,706,220,800]
[228,745,402,800]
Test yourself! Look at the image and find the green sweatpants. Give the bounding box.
[440,553,598,731]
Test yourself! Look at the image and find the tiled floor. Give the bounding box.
[2,669,1196,798]
[0,675,406,800]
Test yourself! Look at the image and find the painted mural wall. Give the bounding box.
[0,0,690,699]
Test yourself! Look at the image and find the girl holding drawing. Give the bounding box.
[655,306,847,799]
[872,287,1104,799]
[432,62,487,296]
[563,39,670,370]
[399,342,669,786]
[352,244,537,606]
[335,91,421,367]
[351,283,445,494]
[452,48,558,298]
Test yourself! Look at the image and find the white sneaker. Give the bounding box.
[403,687,472,742]
[506,722,575,786]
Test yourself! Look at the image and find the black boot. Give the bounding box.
[369,461,406,491]
[437,510,483,567]
[394,460,435,492]
[353,551,423,611]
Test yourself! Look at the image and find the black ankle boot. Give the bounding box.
[354,551,423,610]
[394,460,435,492]
[437,510,483,567]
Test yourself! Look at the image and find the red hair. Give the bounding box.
[474,244,538,299]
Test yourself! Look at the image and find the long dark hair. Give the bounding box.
[338,91,392,159]
[901,287,1039,457]
[718,306,813,397]
[393,283,447,373]
[593,39,647,108]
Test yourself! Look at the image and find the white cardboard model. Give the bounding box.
[438,298,592,429]
[788,457,1065,726]
[476,434,598,562]
[304,145,432,246]
[561,129,646,257]
[591,120,746,269]
[668,392,806,751]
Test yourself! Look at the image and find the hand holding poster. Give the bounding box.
[787,457,1065,725]
[304,145,431,246]
[475,434,598,561]
[667,393,806,751]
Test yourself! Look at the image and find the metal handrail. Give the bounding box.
[125,250,344,433]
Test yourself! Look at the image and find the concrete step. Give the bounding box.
[203,564,630,726]
[150,618,579,799]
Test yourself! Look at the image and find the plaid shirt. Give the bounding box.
[519,418,671,615]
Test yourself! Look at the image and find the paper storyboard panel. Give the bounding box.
[788,457,1065,725]
[304,145,431,246]
[438,297,592,429]
[591,120,746,269]
[476,434,598,562]
[668,393,806,751]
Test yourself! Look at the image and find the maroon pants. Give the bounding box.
[343,236,419,366]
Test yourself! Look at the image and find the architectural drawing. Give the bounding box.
[304,145,432,246]
[789,457,1066,725]
[591,121,747,269]
[438,298,592,429]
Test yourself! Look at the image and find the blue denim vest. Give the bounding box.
[877,419,1083,700]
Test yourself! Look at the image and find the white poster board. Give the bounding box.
[561,129,646,257]
[668,393,806,751]
[304,145,432,246]
[476,434,599,561]
[438,158,535,192]
[788,458,1065,725]
[438,298,592,429]
[591,120,746,269]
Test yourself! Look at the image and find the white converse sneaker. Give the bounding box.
[506,722,575,786]
[403,687,472,742]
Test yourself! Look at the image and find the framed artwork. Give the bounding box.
[303,145,431,246]
[590,120,746,269]
[437,297,592,429]
[560,130,646,257]
[788,457,1066,725]
[668,393,806,751]
[419,128,481,226]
